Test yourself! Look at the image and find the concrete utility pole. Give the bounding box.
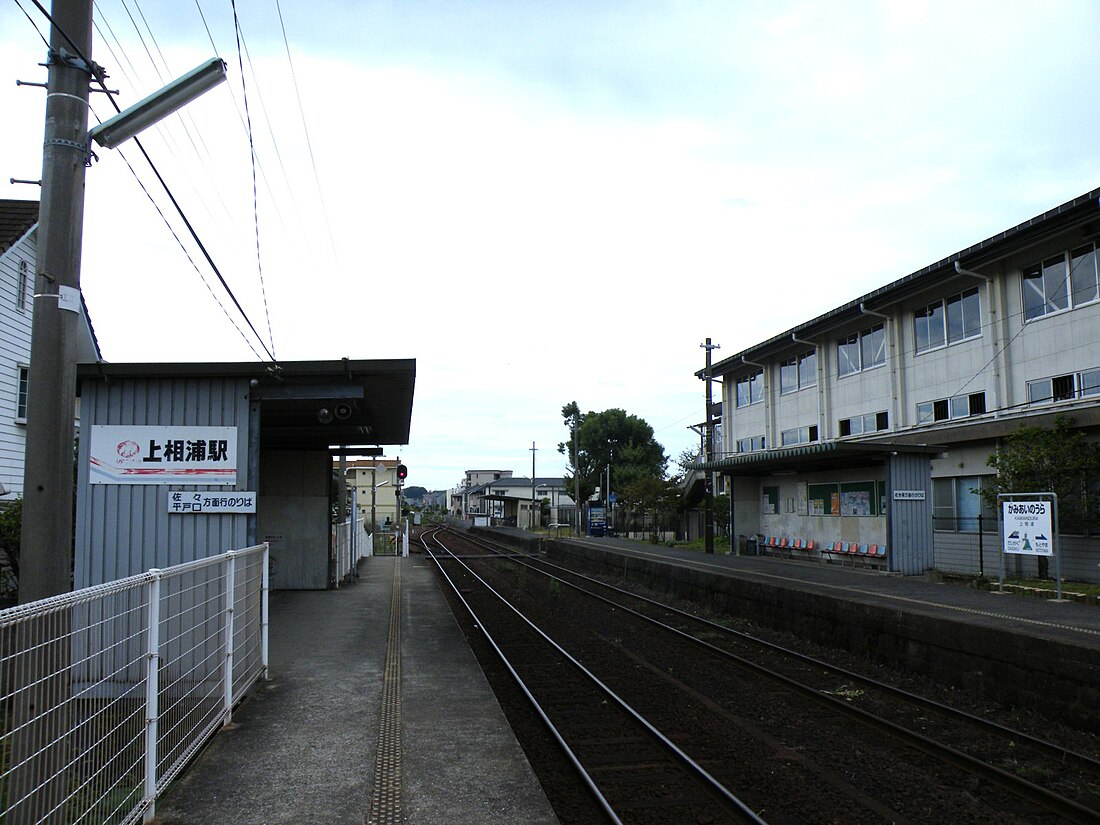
[20,0,95,603]
[529,441,537,530]
[573,412,581,535]
[701,338,720,554]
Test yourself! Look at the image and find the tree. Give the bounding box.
[618,475,680,537]
[559,404,668,502]
[982,416,1100,577]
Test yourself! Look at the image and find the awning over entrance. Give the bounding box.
[692,440,942,477]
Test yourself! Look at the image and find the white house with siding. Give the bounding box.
[0,199,102,500]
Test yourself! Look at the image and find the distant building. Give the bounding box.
[343,458,402,532]
[450,469,513,517]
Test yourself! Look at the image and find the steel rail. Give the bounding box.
[442,527,1100,824]
[421,527,766,825]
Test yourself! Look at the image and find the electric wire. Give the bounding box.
[26,0,277,363]
[275,0,338,262]
[231,0,276,360]
[13,0,50,48]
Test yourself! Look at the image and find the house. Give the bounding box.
[697,188,1100,581]
[481,476,576,529]
[450,469,513,518]
[0,199,101,500]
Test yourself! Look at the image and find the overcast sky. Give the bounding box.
[3,1,1100,492]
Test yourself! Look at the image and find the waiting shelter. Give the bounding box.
[74,358,415,589]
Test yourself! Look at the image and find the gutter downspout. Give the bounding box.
[859,302,903,430]
[955,261,1004,417]
[791,334,825,441]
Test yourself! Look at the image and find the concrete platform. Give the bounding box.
[153,555,557,825]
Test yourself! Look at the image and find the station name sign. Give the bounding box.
[90,425,238,485]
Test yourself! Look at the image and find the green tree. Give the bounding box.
[618,475,680,537]
[982,416,1100,576]
[0,497,21,593]
[558,404,667,501]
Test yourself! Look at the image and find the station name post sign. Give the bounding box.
[90,425,238,485]
[1002,500,1053,556]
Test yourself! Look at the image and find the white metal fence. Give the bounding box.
[0,543,269,825]
[332,516,365,586]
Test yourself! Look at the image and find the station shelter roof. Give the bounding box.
[77,358,415,452]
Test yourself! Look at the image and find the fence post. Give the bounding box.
[223,552,237,724]
[978,513,985,578]
[143,572,162,823]
[261,543,270,681]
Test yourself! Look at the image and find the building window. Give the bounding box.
[837,324,885,377]
[1027,369,1100,405]
[736,435,765,453]
[780,425,818,447]
[838,411,889,437]
[914,288,981,353]
[735,369,764,408]
[916,392,986,424]
[16,365,29,422]
[780,350,816,394]
[933,476,995,532]
[1023,244,1099,320]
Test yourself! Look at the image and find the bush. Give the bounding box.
[0,497,20,601]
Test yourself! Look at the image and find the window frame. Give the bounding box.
[1023,243,1100,322]
[932,476,996,533]
[735,369,764,408]
[16,364,29,423]
[916,391,986,424]
[1027,368,1100,406]
[779,424,818,447]
[837,325,885,378]
[838,410,889,437]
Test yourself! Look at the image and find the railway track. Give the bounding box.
[421,525,1100,824]
[420,526,764,824]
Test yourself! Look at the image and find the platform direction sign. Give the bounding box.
[1002,500,1053,556]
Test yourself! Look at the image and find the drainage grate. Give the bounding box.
[367,560,404,824]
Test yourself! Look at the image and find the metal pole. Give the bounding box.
[20,0,95,602]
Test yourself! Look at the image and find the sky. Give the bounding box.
[3,0,1100,493]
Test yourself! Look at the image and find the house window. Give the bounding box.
[17,260,30,310]
[16,365,29,422]
[839,411,889,437]
[1023,243,1099,320]
[933,476,994,532]
[1027,369,1100,405]
[916,392,985,424]
[915,288,981,352]
[837,325,885,377]
[735,369,763,408]
[780,425,818,447]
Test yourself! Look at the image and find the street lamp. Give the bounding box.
[89,58,227,148]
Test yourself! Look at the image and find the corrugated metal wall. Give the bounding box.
[75,376,253,588]
[886,453,933,575]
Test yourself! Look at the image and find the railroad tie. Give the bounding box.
[367,559,404,824]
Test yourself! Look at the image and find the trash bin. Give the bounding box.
[745,537,758,556]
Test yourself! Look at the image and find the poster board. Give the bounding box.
[808,483,838,516]
[839,481,876,516]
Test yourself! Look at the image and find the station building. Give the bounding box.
[697,188,1100,581]
[75,358,415,590]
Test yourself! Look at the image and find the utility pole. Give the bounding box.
[19,0,95,603]
[701,338,720,554]
[529,441,537,530]
[573,411,581,536]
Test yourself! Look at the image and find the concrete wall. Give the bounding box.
[258,450,331,590]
